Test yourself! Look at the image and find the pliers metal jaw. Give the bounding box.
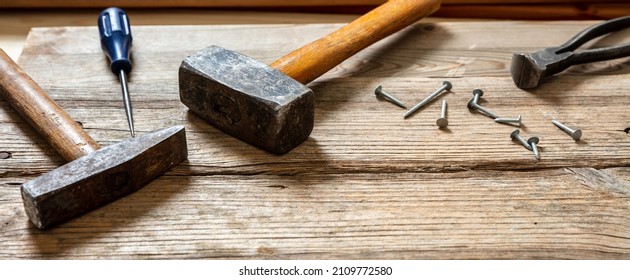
[511,16,630,89]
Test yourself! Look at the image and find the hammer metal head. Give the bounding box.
[21,125,188,229]
[179,46,314,154]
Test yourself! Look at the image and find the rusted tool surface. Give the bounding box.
[179,0,441,154]
[0,49,188,228]
[511,15,630,89]
[180,46,313,155]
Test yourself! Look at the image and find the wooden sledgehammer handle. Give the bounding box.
[270,0,441,85]
[0,49,100,161]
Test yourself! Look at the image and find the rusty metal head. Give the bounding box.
[179,46,314,154]
[510,48,573,89]
[21,125,188,229]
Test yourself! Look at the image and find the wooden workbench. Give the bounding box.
[1,19,629,259]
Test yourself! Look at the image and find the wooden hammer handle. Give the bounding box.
[0,49,100,161]
[269,0,441,84]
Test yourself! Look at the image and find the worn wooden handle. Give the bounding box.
[0,49,100,161]
[269,0,441,84]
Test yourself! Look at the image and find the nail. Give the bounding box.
[403,81,452,118]
[472,88,483,105]
[466,89,499,119]
[495,115,522,126]
[375,85,407,109]
[468,102,499,119]
[467,89,484,110]
[552,120,582,141]
[510,129,532,150]
[436,99,448,128]
[527,137,540,160]
[0,151,12,159]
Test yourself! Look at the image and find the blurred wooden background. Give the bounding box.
[0,0,629,20]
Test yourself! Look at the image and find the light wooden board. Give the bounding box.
[0,10,361,61]
[0,22,629,259]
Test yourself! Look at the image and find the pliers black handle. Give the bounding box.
[511,16,630,89]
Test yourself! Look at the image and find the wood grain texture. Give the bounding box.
[0,10,359,61]
[1,22,629,259]
[270,0,441,84]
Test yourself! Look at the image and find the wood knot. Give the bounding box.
[0,151,12,159]
[257,246,275,255]
[625,127,630,134]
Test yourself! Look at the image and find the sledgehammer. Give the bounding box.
[179,0,441,154]
[0,49,188,228]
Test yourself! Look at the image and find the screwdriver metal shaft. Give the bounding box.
[118,69,134,137]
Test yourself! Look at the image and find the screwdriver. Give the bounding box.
[98,7,135,137]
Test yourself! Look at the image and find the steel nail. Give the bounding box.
[467,89,484,110]
[552,120,582,141]
[495,115,522,126]
[527,137,540,160]
[436,99,448,128]
[404,81,452,118]
[510,129,532,150]
[469,102,500,119]
[472,88,484,105]
[466,89,499,119]
[375,85,407,109]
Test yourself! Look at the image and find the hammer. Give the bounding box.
[0,50,188,228]
[179,0,441,154]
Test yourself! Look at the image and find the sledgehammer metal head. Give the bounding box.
[21,126,187,228]
[179,46,313,154]
[179,0,441,154]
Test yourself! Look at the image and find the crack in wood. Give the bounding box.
[265,184,287,190]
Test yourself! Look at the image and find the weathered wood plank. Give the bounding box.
[19,23,630,77]
[1,22,629,259]
[7,24,630,171]
[2,74,629,174]
[1,168,629,259]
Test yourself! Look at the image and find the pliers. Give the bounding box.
[511,16,630,89]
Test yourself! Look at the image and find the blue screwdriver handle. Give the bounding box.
[98,7,132,75]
